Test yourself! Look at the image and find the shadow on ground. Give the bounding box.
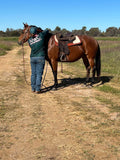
[41,76,113,93]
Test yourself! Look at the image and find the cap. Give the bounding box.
[30,27,37,34]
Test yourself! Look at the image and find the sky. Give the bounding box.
[0,0,120,32]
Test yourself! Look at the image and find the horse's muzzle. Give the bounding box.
[18,41,23,45]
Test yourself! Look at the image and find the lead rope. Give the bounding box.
[22,44,30,85]
[41,61,48,88]
[61,62,63,73]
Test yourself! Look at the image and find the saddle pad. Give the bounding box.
[54,35,81,46]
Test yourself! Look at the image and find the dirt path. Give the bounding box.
[0,46,120,160]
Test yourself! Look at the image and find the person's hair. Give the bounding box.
[30,25,43,33]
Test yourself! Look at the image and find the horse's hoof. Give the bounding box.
[88,84,93,88]
[52,87,57,91]
[81,84,87,88]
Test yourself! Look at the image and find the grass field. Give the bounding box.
[0,37,18,56]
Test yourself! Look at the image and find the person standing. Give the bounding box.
[28,26,48,93]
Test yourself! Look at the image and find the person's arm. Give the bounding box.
[42,29,49,36]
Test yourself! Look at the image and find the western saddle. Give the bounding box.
[56,33,75,61]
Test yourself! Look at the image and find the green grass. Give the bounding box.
[0,37,18,41]
[0,37,18,56]
[96,96,120,113]
[110,104,120,112]
[100,40,120,82]
[0,43,12,56]
[0,98,17,119]
[95,37,120,41]
[17,48,23,55]
[98,85,120,95]
[64,59,86,78]
[0,103,7,118]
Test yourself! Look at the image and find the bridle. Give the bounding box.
[20,26,32,45]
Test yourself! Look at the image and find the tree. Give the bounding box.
[53,26,61,34]
[105,27,119,36]
[88,28,101,36]
[61,28,69,35]
[72,29,81,35]
[45,28,52,33]
[81,26,87,35]
[0,31,6,36]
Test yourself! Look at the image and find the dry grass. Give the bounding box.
[0,37,18,56]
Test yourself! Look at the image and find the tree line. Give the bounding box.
[0,26,120,37]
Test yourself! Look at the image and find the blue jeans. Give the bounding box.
[30,56,45,92]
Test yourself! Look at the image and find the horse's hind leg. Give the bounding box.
[49,59,58,90]
[88,57,96,85]
[82,55,90,84]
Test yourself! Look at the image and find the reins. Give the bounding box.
[41,61,48,88]
[22,44,30,85]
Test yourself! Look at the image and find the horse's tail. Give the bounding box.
[95,43,101,77]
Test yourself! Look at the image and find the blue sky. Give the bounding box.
[0,0,120,32]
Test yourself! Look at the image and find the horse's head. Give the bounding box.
[18,23,43,45]
[18,23,31,45]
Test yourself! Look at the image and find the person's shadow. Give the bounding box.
[41,76,113,93]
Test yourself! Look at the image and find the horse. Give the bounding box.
[18,23,101,90]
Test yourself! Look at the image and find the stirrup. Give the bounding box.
[60,54,67,61]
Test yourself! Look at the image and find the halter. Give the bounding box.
[20,26,32,44]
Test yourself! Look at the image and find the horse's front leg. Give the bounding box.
[49,59,58,90]
[52,71,58,90]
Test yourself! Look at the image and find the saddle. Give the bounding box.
[56,33,76,61]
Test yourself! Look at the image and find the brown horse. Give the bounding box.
[18,23,101,89]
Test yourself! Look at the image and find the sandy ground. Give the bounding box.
[0,46,120,160]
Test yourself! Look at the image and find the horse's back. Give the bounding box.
[79,35,98,46]
[79,35,98,56]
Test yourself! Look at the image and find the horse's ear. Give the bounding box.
[23,23,25,27]
[23,23,28,28]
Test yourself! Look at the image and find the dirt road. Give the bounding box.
[0,46,120,160]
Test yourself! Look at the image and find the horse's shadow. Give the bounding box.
[41,76,113,93]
